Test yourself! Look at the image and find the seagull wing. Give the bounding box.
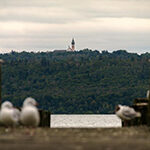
[122,107,136,119]
[12,108,20,124]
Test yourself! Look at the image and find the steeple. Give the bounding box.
[71,38,75,51]
[71,38,75,45]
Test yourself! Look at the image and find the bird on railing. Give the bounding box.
[0,101,20,127]
[20,97,40,127]
[115,104,141,120]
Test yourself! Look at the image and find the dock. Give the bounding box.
[0,127,150,150]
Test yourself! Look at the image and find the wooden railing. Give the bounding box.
[122,94,150,126]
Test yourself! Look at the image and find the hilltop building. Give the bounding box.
[67,38,75,51]
[54,38,76,52]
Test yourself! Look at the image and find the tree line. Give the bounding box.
[0,49,150,114]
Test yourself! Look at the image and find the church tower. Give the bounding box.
[71,38,75,51]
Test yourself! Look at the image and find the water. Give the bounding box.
[51,114,122,128]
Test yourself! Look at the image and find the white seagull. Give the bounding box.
[0,101,20,127]
[115,105,141,120]
[20,97,40,127]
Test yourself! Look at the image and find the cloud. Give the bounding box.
[0,17,150,52]
[0,0,150,53]
[0,17,150,36]
[0,7,83,24]
[0,0,150,24]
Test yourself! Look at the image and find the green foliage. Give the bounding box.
[0,50,150,114]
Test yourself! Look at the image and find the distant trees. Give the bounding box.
[0,50,150,114]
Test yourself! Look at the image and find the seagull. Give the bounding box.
[0,101,20,127]
[115,105,141,120]
[20,97,40,127]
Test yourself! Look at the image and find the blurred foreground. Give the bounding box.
[0,127,150,150]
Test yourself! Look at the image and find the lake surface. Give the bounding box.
[51,115,122,128]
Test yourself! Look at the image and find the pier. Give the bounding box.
[0,127,150,150]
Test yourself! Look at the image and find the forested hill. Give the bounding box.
[1,49,150,114]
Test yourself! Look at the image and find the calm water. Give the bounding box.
[51,115,122,128]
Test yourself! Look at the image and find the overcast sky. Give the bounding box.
[0,0,150,53]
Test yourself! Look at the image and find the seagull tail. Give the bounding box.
[136,112,141,117]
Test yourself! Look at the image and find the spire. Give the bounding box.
[71,38,75,51]
[71,38,75,45]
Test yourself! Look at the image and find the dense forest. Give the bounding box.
[0,49,150,114]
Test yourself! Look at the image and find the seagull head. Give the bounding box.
[1,101,13,109]
[23,97,38,107]
[115,105,122,112]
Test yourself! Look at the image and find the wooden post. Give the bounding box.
[0,63,1,105]
[39,109,51,127]
[147,90,150,126]
[122,97,149,127]
[133,98,149,126]
[0,59,4,106]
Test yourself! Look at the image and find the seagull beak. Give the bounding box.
[36,102,39,106]
[115,105,120,112]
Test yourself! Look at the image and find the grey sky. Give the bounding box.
[0,0,150,53]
